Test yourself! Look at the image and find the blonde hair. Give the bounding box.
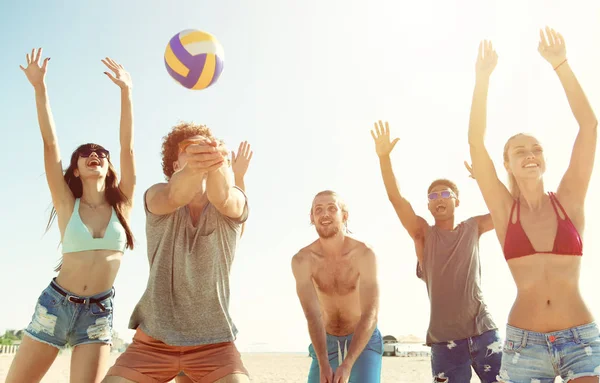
[310,190,350,232]
[503,133,535,198]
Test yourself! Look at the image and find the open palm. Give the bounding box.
[370,120,399,157]
[232,141,253,177]
[102,57,132,89]
[538,27,567,68]
[475,40,498,79]
[20,48,49,88]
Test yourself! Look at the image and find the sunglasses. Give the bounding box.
[79,148,109,158]
[428,190,455,200]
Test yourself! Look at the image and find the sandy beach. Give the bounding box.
[0,353,487,382]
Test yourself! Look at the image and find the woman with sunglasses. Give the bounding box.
[6,48,135,383]
[468,28,600,382]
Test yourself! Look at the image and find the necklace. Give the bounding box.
[81,199,108,210]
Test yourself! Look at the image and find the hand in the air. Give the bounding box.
[102,57,133,90]
[538,27,567,69]
[177,140,226,175]
[475,40,498,80]
[20,48,49,88]
[370,120,400,158]
[232,141,253,178]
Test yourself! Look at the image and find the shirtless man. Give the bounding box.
[292,190,382,383]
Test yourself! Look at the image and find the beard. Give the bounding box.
[316,224,341,239]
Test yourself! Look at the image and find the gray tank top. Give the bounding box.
[418,217,496,345]
[128,187,249,346]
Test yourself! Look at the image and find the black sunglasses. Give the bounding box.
[79,147,110,158]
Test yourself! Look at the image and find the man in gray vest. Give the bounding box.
[371,120,502,383]
[103,122,249,383]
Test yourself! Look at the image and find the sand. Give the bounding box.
[0,353,488,382]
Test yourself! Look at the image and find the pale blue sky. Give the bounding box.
[2,0,600,353]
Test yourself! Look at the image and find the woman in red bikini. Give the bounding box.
[468,27,599,383]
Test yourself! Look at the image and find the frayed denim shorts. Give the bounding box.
[24,278,114,349]
[498,322,600,383]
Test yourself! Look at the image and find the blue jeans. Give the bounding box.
[498,322,600,383]
[431,329,502,382]
[24,278,114,349]
[307,327,383,383]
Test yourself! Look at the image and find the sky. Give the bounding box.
[1,0,600,353]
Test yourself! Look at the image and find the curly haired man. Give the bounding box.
[103,122,250,383]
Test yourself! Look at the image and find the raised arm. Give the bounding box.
[20,48,73,222]
[537,27,599,207]
[468,41,513,219]
[334,247,379,383]
[206,142,246,220]
[474,214,494,236]
[231,141,253,235]
[291,252,333,382]
[371,121,428,241]
[145,139,225,215]
[102,58,136,202]
[463,162,495,236]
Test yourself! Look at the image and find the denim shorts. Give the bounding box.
[431,329,502,383]
[498,322,600,383]
[24,278,115,349]
[307,327,383,383]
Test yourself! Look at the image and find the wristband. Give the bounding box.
[554,59,567,71]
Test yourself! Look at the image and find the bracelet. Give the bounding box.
[554,59,567,71]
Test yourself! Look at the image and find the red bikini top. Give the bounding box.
[503,192,583,260]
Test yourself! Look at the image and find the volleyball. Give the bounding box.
[164,29,224,90]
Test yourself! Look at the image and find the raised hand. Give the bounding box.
[370,120,400,158]
[538,27,567,69]
[20,48,49,88]
[231,141,253,178]
[176,140,227,175]
[475,40,498,80]
[101,57,132,90]
[464,161,475,179]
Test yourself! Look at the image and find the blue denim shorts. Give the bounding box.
[498,322,600,383]
[307,327,383,383]
[24,278,115,349]
[431,329,502,383]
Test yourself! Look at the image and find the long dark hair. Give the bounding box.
[47,143,135,271]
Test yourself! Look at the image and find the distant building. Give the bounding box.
[383,336,399,356]
[382,334,430,357]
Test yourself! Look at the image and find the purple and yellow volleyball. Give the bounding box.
[164,29,224,90]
